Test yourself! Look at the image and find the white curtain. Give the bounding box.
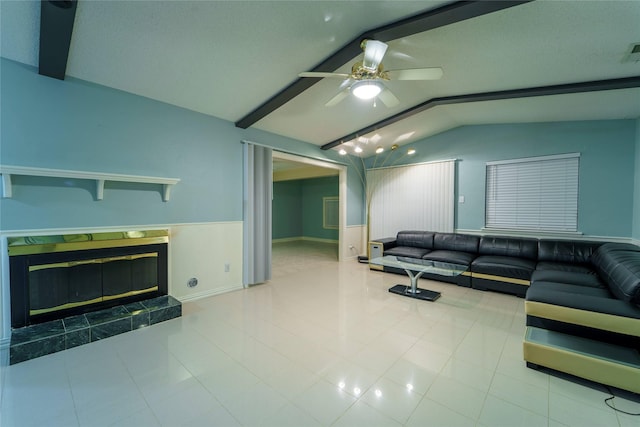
[367,160,455,239]
[243,143,272,286]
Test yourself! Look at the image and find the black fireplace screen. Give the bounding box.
[9,230,168,328]
[28,253,158,316]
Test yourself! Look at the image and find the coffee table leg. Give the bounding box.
[387,269,440,301]
[404,269,426,294]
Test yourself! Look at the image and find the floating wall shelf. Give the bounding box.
[0,165,180,202]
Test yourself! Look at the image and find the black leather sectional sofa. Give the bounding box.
[369,231,640,393]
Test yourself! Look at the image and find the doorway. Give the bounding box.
[272,151,347,274]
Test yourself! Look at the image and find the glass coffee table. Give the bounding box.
[369,255,468,301]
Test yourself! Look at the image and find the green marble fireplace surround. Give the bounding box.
[9,295,181,364]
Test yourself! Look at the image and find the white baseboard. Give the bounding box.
[273,236,338,244]
[174,284,243,303]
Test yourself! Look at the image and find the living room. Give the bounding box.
[1,1,640,425]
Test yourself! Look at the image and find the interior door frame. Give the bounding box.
[272,151,347,261]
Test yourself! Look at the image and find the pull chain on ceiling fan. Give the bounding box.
[299,39,443,107]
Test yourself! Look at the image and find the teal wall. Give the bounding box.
[3,58,635,240]
[273,181,303,239]
[366,120,637,238]
[634,119,640,241]
[273,176,339,241]
[0,58,365,231]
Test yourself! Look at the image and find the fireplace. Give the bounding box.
[9,230,169,328]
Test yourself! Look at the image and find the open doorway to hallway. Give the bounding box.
[271,152,346,278]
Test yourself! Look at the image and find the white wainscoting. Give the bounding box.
[168,222,244,301]
[344,225,366,259]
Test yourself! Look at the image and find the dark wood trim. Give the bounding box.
[321,76,640,150]
[39,0,78,80]
[235,1,532,129]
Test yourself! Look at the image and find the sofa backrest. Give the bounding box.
[479,236,538,260]
[433,233,479,253]
[537,240,602,264]
[592,243,640,305]
[396,231,434,249]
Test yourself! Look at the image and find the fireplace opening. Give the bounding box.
[9,230,169,328]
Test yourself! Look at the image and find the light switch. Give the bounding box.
[458,195,465,204]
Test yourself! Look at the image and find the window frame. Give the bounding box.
[484,153,580,233]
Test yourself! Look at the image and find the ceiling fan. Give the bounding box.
[298,39,443,107]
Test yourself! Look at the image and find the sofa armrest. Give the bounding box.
[370,237,397,250]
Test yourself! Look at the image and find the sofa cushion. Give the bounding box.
[525,281,640,345]
[531,269,605,289]
[472,255,536,280]
[423,250,476,266]
[384,246,431,259]
[535,261,597,275]
[433,233,479,253]
[592,242,640,253]
[526,281,640,322]
[479,236,538,260]
[395,231,435,249]
[592,243,640,305]
[537,240,602,264]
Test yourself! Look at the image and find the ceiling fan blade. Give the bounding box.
[387,67,443,81]
[299,72,350,79]
[325,88,350,107]
[337,78,354,91]
[378,87,400,108]
[362,40,388,71]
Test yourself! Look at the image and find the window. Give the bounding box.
[323,197,339,229]
[485,153,580,232]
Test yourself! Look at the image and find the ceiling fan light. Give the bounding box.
[351,80,382,100]
[362,40,388,71]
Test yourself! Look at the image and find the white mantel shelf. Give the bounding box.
[0,165,180,202]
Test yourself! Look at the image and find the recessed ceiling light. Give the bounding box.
[354,146,363,153]
[375,146,384,154]
[338,148,347,155]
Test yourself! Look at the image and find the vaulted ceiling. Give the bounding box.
[2,1,639,157]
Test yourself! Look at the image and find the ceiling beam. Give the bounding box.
[39,0,78,80]
[321,76,640,150]
[234,0,533,129]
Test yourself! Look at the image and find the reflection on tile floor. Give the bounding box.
[1,241,638,426]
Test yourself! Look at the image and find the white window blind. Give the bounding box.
[485,153,580,232]
[367,160,455,239]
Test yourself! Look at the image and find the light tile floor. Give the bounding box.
[1,241,638,426]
